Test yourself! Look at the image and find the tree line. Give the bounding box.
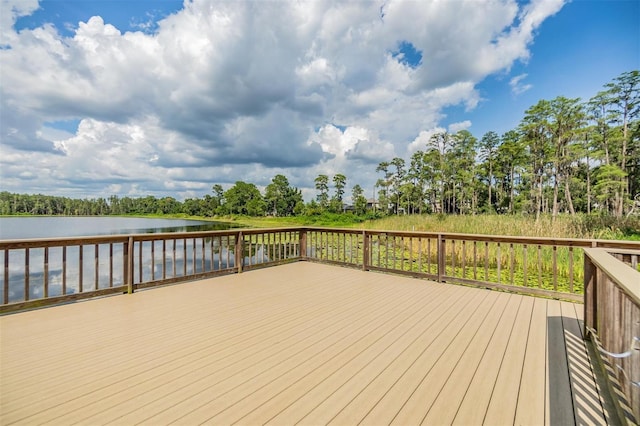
[372,70,639,219]
[1,71,638,219]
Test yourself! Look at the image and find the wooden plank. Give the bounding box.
[323,289,498,425]
[544,299,575,426]
[453,294,524,424]
[482,295,535,425]
[419,292,513,425]
[358,290,497,425]
[387,290,503,425]
[560,301,607,425]
[513,297,548,425]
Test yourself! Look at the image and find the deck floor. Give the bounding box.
[1,262,609,425]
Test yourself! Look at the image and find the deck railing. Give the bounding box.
[2,227,639,314]
[0,229,301,313]
[302,228,640,303]
[584,248,640,423]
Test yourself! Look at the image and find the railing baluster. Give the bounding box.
[109,243,114,287]
[201,238,205,272]
[451,240,456,277]
[172,239,177,277]
[568,246,574,293]
[509,243,514,285]
[44,247,49,298]
[417,237,422,273]
[428,238,432,274]
[473,241,477,280]
[191,238,196,274]
[523,244,528,287]
[94,244,99,290]
[151,240,155,280]
[182,238,187,276]
[484,242,489,280]
[78,244,83,293]
[409,237,413,271]
[4,249,9,304]
[138,241,143,283]
[62,246,66,295]
[24,248,29,301]
[537,244,542,288]
[496,243,501,284]
[552,245,558,291]
[162,240,167,279]
[2,248,9,305]
[462,240,466,279]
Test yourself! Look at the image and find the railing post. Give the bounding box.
[126,236,134,294]
[362,231,369,271]
[299,229,307,260]
[583,253,596,339]
[235,231,243,273]
[437,234,445,282]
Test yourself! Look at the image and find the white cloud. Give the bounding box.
[407,127,447,154]
[0,0,567,200]
[448,120,473,133]
[509,73,533,95]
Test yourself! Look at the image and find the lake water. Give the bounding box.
[0,216,239,240]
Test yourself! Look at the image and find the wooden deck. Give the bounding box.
[1,262,610,425]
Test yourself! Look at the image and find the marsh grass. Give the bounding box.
[362,214,582,238]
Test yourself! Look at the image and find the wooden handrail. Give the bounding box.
[584,248,640,423]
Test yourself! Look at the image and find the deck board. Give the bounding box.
[0,262,607,425]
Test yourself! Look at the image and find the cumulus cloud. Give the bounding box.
[0,0,567,199]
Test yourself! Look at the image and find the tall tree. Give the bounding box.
[548,96,585,216]
[450,130,478,214]
[351,184,367,215]
[408,150,427,214]
[375,162,392,214]
[520,99,553,220]
[314,174,329,210]
[605,70,640,215]
[390,157,406,214]
[497,130,528,213]
[479,131,500,212]
[331,173,347,212]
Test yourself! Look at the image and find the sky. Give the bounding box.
[1,0,638,203]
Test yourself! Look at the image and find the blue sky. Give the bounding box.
[454,0,640,138]
[1,0,638,200]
